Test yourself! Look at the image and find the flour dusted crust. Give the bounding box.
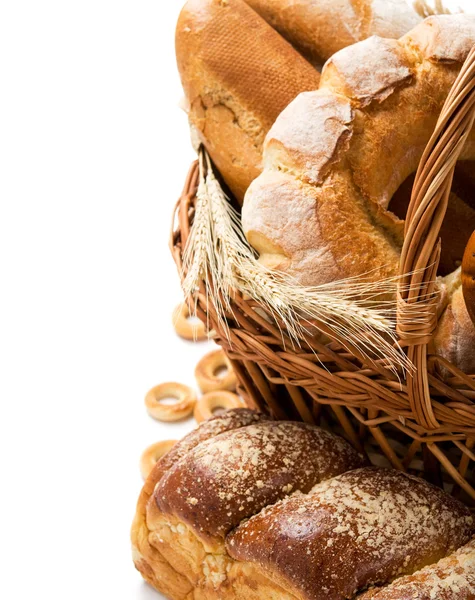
[359,538,475,599]
[132,410,366,599]
[155,420,366,546]
[132,412,474,600]
[244,0,422,66]
[243,15,475,369]
[175,0,320,203]
[176,0,426,204]
[406,14,475,63]
[227,468,474,600]
[131,409,269,598]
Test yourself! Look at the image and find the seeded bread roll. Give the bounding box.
[227,467,474,600]
[243,0,422,67]
[175,0,320,203]
[242,15,475,372]
[359,538,475,599]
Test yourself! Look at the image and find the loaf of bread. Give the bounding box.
[175,0,320,203]
[433,269,475,374]
[243,0,422,66]
[175,0,429,204]
[242,14,475,372]
[359,538,475,599]
[131,409,473,600]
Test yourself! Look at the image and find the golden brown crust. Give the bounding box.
[243,15,475,371]
[226,467,474,600]
[133,416,475,599]
[175,0,319,203]
[433,274,475,375]
[403,14,475,63]
[243,0,422,66]
[131,409,269,598]
[154,420,366,546]
[358,538,475,600]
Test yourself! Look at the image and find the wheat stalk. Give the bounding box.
[412,0,461,17]
[181,149,434,376]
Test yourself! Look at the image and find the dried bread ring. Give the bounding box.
[145,382,197,422]
[195,349,237,393]
[140,440,177,480]
[173,302,207,341]
[194,391,244,424]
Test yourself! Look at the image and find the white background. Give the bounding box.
[0,1,471,599]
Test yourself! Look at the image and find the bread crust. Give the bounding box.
[227,467,474,600]
[131,409,268,597]
[243,15,475,370]
[175,0,320,203]
[155,420,366,547]
[243,0,422,66]
[358,538,475,600]
[132,413,474,600]
[132,411,366,598]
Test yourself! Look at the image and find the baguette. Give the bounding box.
[175,0,320,203]
[244,0,422,66]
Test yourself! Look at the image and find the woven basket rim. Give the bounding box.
[170,45,475,500]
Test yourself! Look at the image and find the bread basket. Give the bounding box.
[171,46,475,502]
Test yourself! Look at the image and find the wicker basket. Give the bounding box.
[171,47,475,503]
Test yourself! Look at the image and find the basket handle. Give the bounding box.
[397,45,475,430]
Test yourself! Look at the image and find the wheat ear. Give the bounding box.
[181,149,430,375]
[412,0,461,17]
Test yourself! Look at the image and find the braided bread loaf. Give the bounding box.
[243,14,475,372]
[359,538,475,599]
[131,409,473,600]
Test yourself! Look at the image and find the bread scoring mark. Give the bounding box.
[321,36,413,107]
[403,14,475,64]
[264,90,354,185]
[349,0,372,40]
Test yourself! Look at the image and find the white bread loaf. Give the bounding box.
[242,15,475,372]
[244,0,422,66]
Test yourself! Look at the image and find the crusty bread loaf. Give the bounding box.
[132,410,474,600]
[132,410,366,598]
[175,0,320,203]
[131,408,270,598]
[358,538,475,599]
[243,0,422,66]
[242,15,475,371]
[227,467,473,600]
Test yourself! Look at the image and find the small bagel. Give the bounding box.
[173,302,207,341]
[140,440,177,480]
[195,349,237,393]
[194,391,244,424]
[145,382,197,422]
